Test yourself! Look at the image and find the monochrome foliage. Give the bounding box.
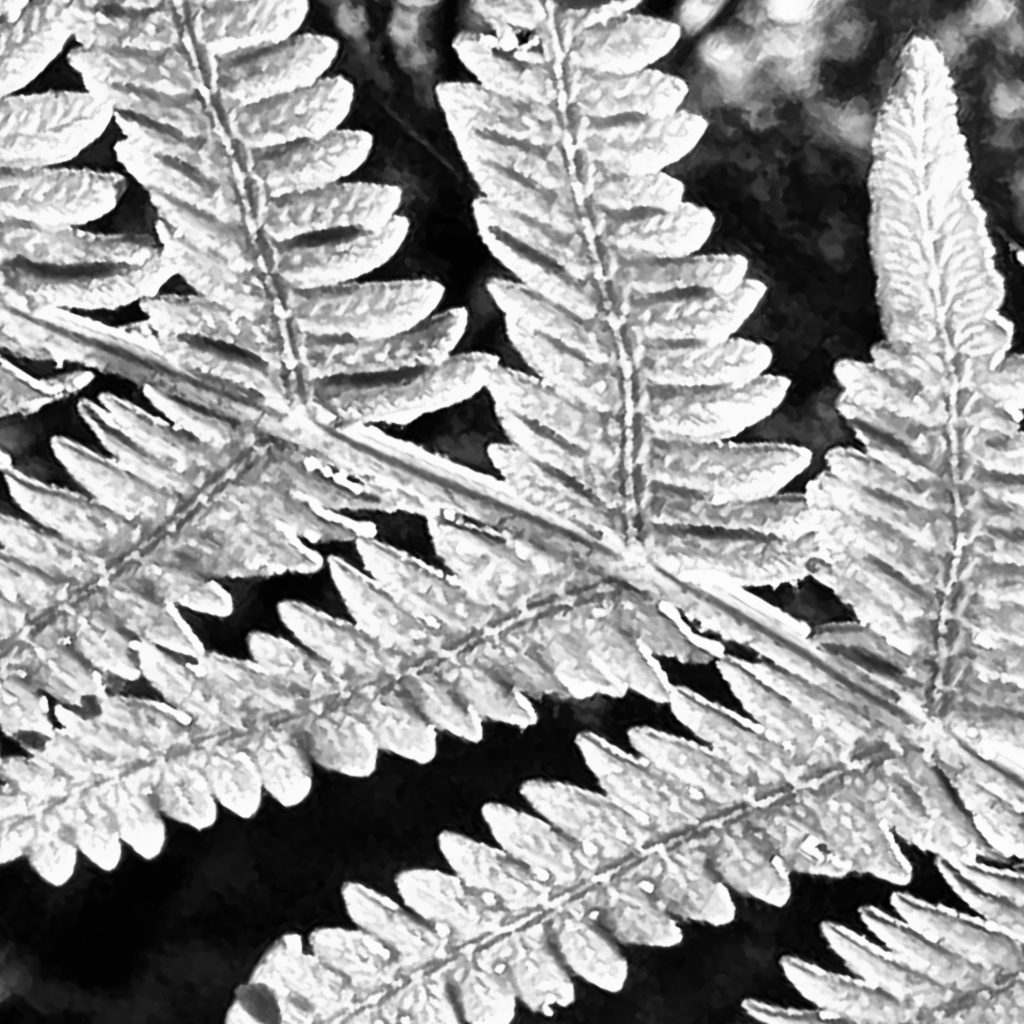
[0,1,1022,1023]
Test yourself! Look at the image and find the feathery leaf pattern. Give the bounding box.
[440,0,812,583]
[0,0,811,882]
[227,27,1024,1024]
[0,5,1021,1023]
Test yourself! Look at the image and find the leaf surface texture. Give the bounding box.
[439,0,812,583]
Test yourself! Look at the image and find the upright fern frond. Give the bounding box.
[439,0,812,584]
[804,36,1024,858]
[69,0,487,424]
[688,39,1024,1020]
[810,37,1024,702]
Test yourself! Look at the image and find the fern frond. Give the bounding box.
[228,666,979,1024]
[228,606,1024,1024]
[68,0,487,423]
[0,387,385,881]
[0,0,821,707]
[802,36,1024,857]
[810,36,1024,698]
[0,0,735,882]
[745,859,1024,1022]
[227,617,1023,1022]
[438,0,812,584]
[0,389,369,700]
[0,0,508,882]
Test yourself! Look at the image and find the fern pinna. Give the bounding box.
[0,1,1021,1022]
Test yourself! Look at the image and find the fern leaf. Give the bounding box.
[228,592,1024,1024]
[0,0,505,881]
[809,36,1024,691]
[228,622,1023,1024]
[7,2,1008,904]
[0,389,369,698]
[0,0,821,697]
[0,0,162,314]
[225,31,1024,1022]
[804,36,1024,857]
[0,481,706,883]
[745,859,1024,1022]
[0,0,725,883]
[0,390,387,880]
[69,0,487,423]
[229,661,1005,1024]
[438,0,812,584]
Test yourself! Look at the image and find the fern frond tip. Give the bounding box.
[895,34,951,81]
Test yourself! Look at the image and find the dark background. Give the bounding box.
[1,0,1023,1021]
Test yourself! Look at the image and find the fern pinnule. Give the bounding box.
[0,356,91,418]
[0,0,162,346]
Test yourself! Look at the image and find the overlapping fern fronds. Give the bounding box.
[0,0,811,885]
[1,2,1023,1022]
[226,20,1024,1024]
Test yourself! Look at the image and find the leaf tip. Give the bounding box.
[896,35,948,76]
